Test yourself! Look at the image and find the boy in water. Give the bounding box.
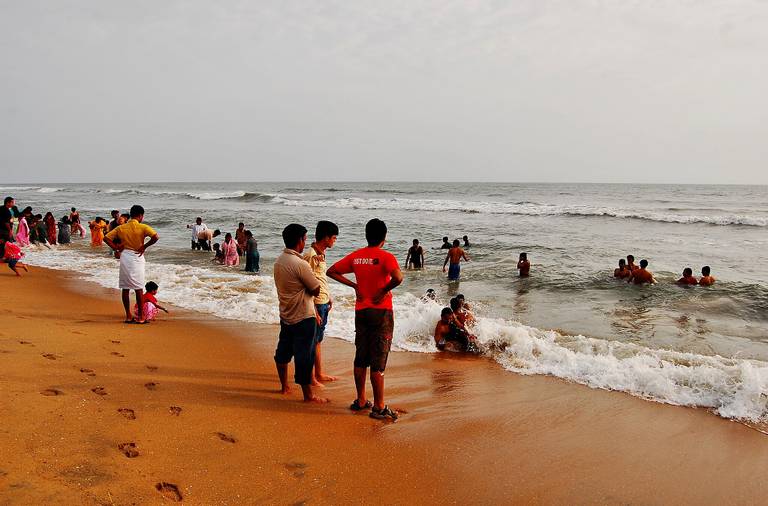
[677,267,698,285]
[463,235,470,248]
[434,307,472,352]
[614,258,631,279]
[626,254,638,272]
[699,266,716,286]
[405,239,424,269]
[443,239,469,281]
[628,259,656,285]
[440,236,451,249]
[517,252,530,277]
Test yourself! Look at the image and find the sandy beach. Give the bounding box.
[2,266,768,505]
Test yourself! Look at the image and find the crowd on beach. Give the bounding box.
[1,194,721,421]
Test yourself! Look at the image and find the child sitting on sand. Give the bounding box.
[133,281,169,322]
[0,237,29,276]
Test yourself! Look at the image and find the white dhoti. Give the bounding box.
[118,250,146,290]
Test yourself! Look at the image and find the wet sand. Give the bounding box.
[2,267,768,504]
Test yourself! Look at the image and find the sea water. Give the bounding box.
[5,182,768,422]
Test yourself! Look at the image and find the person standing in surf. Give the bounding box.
[327,218,403,420]
[405,239,424,269]
[69,208,86,238]
[303,220,339,386]
[104,205,159,323]
[443,239,470,281]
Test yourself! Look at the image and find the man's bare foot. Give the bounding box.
[280,386,292,395]
[303,396,329,404]
[310,380,325,388]
[315,374,338,383]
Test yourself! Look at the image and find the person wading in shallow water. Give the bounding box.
[104,205,159,324]
[327,218,403,421]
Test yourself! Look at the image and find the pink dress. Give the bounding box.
[222,240,239,266]
[15,217,30,247]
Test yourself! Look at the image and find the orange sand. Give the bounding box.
[2,267,768,504]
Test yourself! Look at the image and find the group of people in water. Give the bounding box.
[613,254,716,286]
[187,218,260,273]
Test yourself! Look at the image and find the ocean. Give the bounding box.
[5,182,768,424]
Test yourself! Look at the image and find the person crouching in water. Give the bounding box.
[699,266,716,286]
[677,267,698,286]
[434,307,472,352]
[133,281,169,322]
[614,258,631,279]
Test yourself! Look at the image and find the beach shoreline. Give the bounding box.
[2,266,768,504]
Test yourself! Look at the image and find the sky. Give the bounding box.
[1,0,767,184]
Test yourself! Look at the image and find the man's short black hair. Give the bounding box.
[413,239,419,245]
[627,254,635,262]
[129,205,144,218]
[111,209,119,217]
[442,236,449,242]
[449,297,460,311]
[453,239,460,247]
[702,265,711,275]
[316,220,339,240]
[640,259,648,268]
[365,218,387,246]
[4,196,13,205]
[683,267,693,276]
[456,294,465,300]
[441,307,453,317]
[71,207,76,212]
[282,223,307,248]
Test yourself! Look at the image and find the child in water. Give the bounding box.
[212,243,225,264]
[517,252,530,277]
[0,237,29,276]
[133,281,169,322]
[677,267,698,285]
[699,266,716,286]
[614,258,631,279]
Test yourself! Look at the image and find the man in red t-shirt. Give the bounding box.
[327,218,404,421]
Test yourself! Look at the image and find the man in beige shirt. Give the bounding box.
[303,221,339,386]
[273,223,326,403]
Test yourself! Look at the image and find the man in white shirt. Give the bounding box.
[187,217,208,250]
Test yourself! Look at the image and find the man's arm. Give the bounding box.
[420,249,425,266]
[327,264,357,291]
[462,249,470,261]
[442,252,450,271]
[372,267,403,305]
[404,250,411,268]
[137,234,159,256]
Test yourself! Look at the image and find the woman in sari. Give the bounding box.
[222,232,239,266]
[15,207,31,246]
[89,217,108,246]
[44,212,57,245]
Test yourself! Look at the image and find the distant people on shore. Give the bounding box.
[328,218,403,420]
[188,217,208,250]
[304,220,339,386]
[699,266,716,286]
[104,205,159,324]
[517,252,530,277]
[405,239,424,269]
[244,230,260,273]
[677,267,698,286]
[443,239,470,281]
[133,281,169,322]
[628,259,656,285]
[273,223,326,403]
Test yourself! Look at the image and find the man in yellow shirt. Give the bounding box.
[303,221,339,386]
[104,205,159,323]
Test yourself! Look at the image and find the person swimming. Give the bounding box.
[677,267,698,285]
[628,259,656,285]
[614,258,631,279]
[421,288,437,302]
[517,252,530,277]
[440,236,451,249]
[434,307,472,352]
[699,265,716,286]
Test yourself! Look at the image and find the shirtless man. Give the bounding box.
[614,258,631,279]
[677,267,698,285]
[628,259,656,285]
[442,239,469,281]
[405,239,425,269]
[626,254,638,272]
[197,228,221,251]
[517,252,530,277]
[699,266,716,286]
[434,307,471,352]
[463,235,470,248]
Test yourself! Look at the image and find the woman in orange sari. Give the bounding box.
[89,217,108,246]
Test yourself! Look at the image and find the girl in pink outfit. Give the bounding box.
[15,208,31,246]
[222,233,240,266]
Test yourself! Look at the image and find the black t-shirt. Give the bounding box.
[0,206,12,235]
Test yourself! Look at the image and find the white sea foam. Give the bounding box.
[37,187,63,193]
[21,247,768,423]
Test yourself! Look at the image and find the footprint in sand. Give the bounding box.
[91,386,107,396]
[145,365,158,371]
[41,353,59,360]
[19,341,34,346]
[118,408,136,420]
[285,462,308,478]
[79,368,96,377]
[71,330,84,336]
[118,442,139,458]
[40,388,63,396]
[110,352,125,358]
[155,482,182,502]
[110,340,121,344]
[169,406,182,416]
[214,432,236,443]
[144,382,158,391]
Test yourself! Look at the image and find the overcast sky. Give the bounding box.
[1,1,767,184]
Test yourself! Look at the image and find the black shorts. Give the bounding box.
[354,308,394,373]
[274,317,317,385]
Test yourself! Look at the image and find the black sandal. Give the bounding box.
[369,405,399,421]
[350,400,372,411]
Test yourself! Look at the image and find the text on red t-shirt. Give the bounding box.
[331,246,399,311]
